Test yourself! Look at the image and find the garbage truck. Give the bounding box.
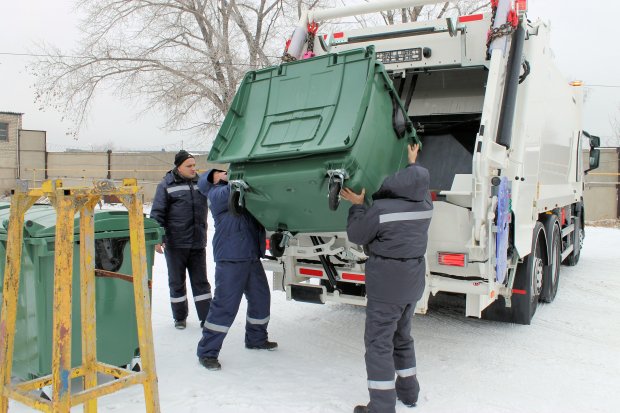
[208,0,601,324]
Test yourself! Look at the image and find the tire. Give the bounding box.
[540,222,561,303]
[269,232,286,258]
[228,189,245,216]
[482,221,544,324]
[328,180,342,211]
[511,221,544,324]
[564,217,583,266]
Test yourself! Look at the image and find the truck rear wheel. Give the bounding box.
[511,221,544,324]
[540,222,561,303]
[482,222,544,324]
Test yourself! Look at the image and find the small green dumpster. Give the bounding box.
[208,46,418,233]
[0,204,163,380]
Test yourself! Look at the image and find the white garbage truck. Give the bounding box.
[261,0,601,324]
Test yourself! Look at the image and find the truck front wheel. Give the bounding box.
[564,217,583,266]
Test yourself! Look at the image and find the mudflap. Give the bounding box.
[287,284,326,304]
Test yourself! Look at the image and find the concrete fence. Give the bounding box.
[19,151,225,202]
[583,148,619,222]
[3,148,619,219]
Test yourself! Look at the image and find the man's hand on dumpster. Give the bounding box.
[155,243,164,254]
[340,187,366,205]
[408,143,420,164]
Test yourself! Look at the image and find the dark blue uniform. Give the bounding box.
[151,169,212,324]
[347,164,433,413]
[196,169,270,359]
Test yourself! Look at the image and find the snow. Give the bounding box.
[9,222,620,412]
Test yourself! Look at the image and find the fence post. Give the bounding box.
[107,149,112,180]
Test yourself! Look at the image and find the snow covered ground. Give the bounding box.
[10,223,620,412]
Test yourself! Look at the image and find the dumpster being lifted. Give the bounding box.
[0,203,162,380]
[208,46,419,234]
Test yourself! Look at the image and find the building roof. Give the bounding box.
[0,111,24,116]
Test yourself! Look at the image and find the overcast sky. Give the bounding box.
[1,0,619,151]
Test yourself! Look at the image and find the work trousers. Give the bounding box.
[197,260,270,358]
[164,247,212,323]
[365,299,420,413]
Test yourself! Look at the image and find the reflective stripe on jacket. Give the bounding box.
[150,169,208,249]
[346,164,432,304]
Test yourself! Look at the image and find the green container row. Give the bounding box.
[0,202,163,380]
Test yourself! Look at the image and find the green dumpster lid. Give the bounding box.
[0,205,160,238]
[0,204,51,236]
[209,47,381,163]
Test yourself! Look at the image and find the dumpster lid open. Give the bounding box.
[208,47,381,163]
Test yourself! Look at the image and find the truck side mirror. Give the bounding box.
[589,135,600,148]
[583,131,601,173]
[588,149,600,171]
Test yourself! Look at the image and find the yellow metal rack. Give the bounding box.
[0,179,160,412]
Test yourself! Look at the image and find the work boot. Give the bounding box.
[174,319,186,330]
[353,405,369,413]
[199,357,221,371]
[245,340,278,351]
[396,374,419,407]
[397,396,417,407]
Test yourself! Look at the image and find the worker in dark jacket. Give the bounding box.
[196,168,277,371]
[341,143,432,413]
[150,150,212,330]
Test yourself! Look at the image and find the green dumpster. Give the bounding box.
[0,204,163,380]
[208,46,419,233]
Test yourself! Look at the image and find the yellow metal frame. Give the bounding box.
[0,179,160,412]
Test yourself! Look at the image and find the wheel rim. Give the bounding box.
[533,256,543,296]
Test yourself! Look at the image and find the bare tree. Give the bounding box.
[31,0,489,140]
[30,0,325,139]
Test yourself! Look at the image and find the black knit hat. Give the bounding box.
[174,150,194,167]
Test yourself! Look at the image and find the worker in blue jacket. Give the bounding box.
[150,150,212,330]
[196,168,277,371]
[341,144,432,413]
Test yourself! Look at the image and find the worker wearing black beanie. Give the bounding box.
[174,149,194,167]
[150,149,212,330]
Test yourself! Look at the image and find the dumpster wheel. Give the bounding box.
[269,232,286,258]
[328,180,342,211]
[228,189,245,216]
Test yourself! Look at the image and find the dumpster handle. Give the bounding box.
[95,268,153,289]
